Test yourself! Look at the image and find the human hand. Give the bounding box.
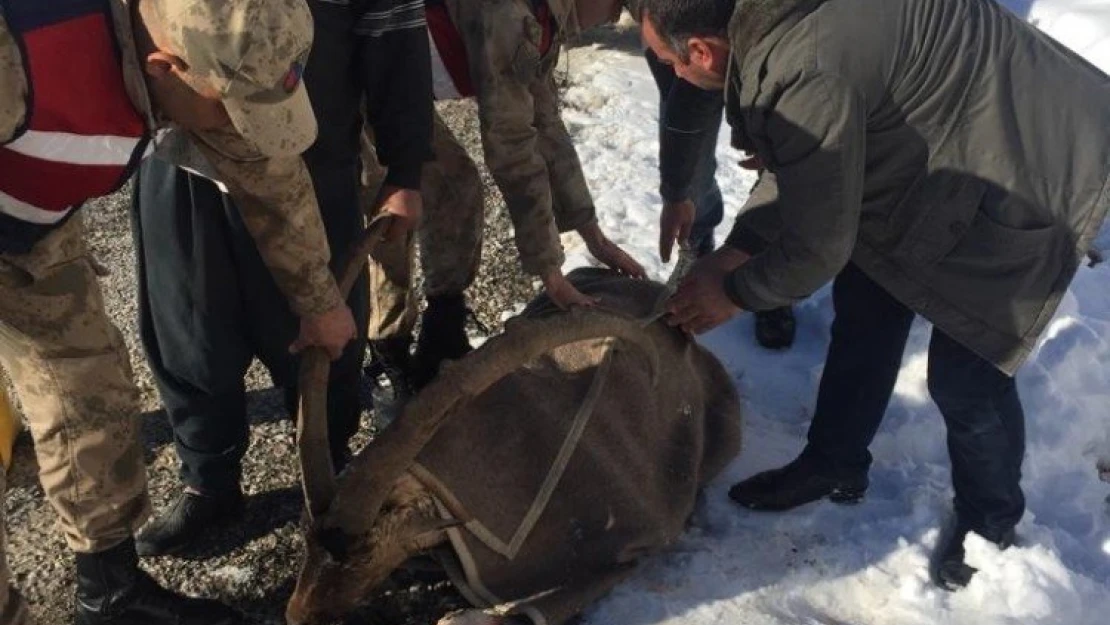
[577,221,647,279]
[542,270,599,309]
[659,199,696,263]
[665,247,749,334]
[376,186,423,241]
[289,304,358,360]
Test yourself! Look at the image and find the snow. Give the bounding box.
[1006,0,1110,73]
[554,3,1110,624]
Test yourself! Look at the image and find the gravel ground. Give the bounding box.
[2,23,641,624]
[2,99,540,625]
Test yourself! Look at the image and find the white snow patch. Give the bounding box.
[1000,0,1110,73]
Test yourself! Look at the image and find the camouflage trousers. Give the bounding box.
[366,112,485,341]
[0,217,150,624]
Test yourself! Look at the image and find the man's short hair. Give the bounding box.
[638,0,735,58]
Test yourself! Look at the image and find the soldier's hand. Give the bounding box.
[290,304,358,360]
[542,270,599,309]
[660,199,696,262]
[578,221,647,279]
[665,247,749,334]
[377,186,423,241]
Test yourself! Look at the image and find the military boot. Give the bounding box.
[75,538,246,625]
[367,336,416,425]
[412,294,473,389]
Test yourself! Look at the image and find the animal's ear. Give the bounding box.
[402,517,463,554]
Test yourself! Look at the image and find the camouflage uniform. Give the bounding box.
[365,113,485,340]
[366,0,598,340]
[0,1,335,621]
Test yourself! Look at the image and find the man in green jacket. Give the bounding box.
[639,0,1109,589]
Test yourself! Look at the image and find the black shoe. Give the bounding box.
[135,490,244,557]
[935,519,1016,591]
[75,538,246,625]
[412,294,474,389]
[755,306,796,349]
[728,453,867,511]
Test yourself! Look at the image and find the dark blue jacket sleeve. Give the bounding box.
[645,48,725,203]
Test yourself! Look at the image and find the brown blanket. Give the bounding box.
[410,269,742,625]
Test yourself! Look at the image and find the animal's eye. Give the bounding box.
[316,526,352,562]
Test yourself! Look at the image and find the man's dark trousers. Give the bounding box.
[132,157,367,495]
[805,262,1026,539]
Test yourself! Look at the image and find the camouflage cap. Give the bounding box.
[156,0,317,157]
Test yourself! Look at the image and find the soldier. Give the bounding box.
[131,0,432,558]
[641,0,1109,589]
[366,0,645,394]
[0,0,354,623]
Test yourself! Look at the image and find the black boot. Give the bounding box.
[366,336,417,425]
[412,294,473,389]
[755,306,797,349]
[134,489,244,557]
[367,336,416,399]
[75,538,245,625]
[728,452,867,511]
[935,518,1016,591]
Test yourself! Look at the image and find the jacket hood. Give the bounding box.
[728,0,827,65]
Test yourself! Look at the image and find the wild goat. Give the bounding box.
[285,219,742,625]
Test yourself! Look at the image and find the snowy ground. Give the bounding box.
[556,3,1110,625]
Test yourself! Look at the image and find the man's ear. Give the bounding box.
[687,38,715,69]
[144,51,187,79]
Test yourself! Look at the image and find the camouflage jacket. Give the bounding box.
[0,1,341,317]
[444,0,597,277]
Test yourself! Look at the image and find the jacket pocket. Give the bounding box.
[509,6,547,83]
[888,174,986,266]
[949,208,1060,271]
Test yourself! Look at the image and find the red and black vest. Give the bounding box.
[0,0,149,254]
[425,0,554,100]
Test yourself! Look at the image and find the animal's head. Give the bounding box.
[286,476,446,625]
[286,252,659,625]
[285,523,378,625]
